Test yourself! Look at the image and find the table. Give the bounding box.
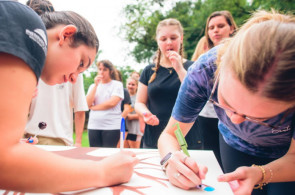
[1,145,233,195]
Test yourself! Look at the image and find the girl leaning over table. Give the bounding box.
[0,0,137,192]
[158,10,295,195]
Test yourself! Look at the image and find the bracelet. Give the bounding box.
[252,164,266,190]
[265,166,273,184]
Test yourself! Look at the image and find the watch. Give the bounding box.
[160,152,172,171]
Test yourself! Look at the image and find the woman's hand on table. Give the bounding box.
[143,112,159,126]
[166,151,208,190]
[99,150,139,186]
[217,166,263,195]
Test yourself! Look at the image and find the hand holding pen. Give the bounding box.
[164,122,209,190]
[20,122,47,144]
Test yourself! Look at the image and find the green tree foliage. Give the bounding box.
[83,50,101,94]
[251,0,295,12]
[120,0,294,63]
[83,71,97,95]
[117,65,137,87]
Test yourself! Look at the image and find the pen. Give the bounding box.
[173,122,190,157]
[196,184,215,192]
[120,118,126,151]
[173,123,215,191]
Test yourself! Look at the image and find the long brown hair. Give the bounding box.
[205,10,237,49]
[97,60,119,81]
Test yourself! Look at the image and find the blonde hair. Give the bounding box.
[191,36,209,61]
[130,71,140,80]
[205,10,237,49]
[218,10,295,103]
[148,18,184,83]
[127,77,138,92]
[127,77,138,86]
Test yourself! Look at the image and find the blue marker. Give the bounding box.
[28,137,34,143]
[197,184,215,192]
[120,118,126,150]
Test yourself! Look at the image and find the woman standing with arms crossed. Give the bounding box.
[135,18,201,149]
[86,60,124,148]
[0,0,137,192]
[158,10,295,195]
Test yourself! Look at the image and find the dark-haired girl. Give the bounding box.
[0,0,137,192]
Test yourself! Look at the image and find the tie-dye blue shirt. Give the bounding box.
[172,47,295,159]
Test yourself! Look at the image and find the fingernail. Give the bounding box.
[196,184,202,189]
[29,139,33,143]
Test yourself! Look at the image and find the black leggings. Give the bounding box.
[88,129,120,148]
[197,116,222,168]
[219,134,295,195]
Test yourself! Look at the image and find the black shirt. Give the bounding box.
[140,61,202,149]
[121,88,131,112]
[0,0,47,80]
[121,88,131,131]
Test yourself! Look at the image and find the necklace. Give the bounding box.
[161,66,174,74]
[165,68,173,74]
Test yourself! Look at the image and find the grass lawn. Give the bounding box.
[73,130,89,147]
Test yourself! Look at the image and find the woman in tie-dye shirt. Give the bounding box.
[158,10,295,195]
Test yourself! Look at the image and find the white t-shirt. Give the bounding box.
[87,80,124,130]
[25,74,88,145]
[199,101,218,118]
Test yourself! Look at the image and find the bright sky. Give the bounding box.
[19,0,145,72]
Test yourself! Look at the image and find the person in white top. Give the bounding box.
[191,10,237,167]
[25,74,88,146]
[86,60,124,147]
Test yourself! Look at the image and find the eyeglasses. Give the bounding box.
[208,74,291,133]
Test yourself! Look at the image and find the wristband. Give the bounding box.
[160,152,172,171]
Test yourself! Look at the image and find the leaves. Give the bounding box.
[120,0,294,63]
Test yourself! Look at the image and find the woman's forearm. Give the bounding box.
[134,102,150,117]
[0,143,103,192]
[86,85,97,108]
[263,143,295,182]
[127,113,139,120]
[175,67,187,82]
[90,96,121,111]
